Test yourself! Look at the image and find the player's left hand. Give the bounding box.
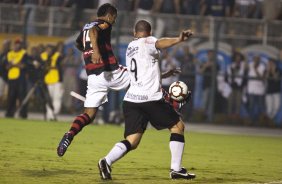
[161,67,181,79]
[169,67,181,76]
[179,29,193,41]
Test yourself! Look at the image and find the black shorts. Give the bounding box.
[122,100,180,138]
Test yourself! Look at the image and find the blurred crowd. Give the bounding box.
[1,1,282,126]
[1,38,282,125]
[159,44,282,125]
[0,39,85,120]
[1,0,281,45]
[0,0,282,21]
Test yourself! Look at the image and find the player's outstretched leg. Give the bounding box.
[98,158,112,180]
[57,112,92,157]
[170,167,196,180]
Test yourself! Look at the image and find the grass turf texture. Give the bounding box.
[0,118,282,184]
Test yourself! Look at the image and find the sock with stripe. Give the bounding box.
[105,140,131,166]
[68,113,92,137]
[170,133,185,171]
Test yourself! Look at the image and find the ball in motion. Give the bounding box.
[169,81,189,102]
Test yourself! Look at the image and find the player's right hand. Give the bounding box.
[91,53,102,64]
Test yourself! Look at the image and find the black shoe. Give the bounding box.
[57,132,73,157]
[170,167,196,180]
[98,158,112,180]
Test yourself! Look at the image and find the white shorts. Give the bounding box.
[84,66,129,108]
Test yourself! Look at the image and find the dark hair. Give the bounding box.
[97,3,117,17]
[135,20,151,33]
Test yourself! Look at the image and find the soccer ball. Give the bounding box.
[169,81,189,102]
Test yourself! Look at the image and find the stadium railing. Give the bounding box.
[1,3,282,48]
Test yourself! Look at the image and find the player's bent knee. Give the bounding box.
[170,120,185,134]
[127,139,139,150]
[177,120,185,131]
[120,140,132,152]
[179,121,186,131]
[83,107,98,121]
[125,138,140,150]
[126,133,143,150]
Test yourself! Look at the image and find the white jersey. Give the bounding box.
[124,36,162,103]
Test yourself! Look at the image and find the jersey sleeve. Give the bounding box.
[145,36,158,55]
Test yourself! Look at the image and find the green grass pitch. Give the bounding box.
[0,118,282,184]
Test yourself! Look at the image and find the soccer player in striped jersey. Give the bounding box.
[57,3,130,157]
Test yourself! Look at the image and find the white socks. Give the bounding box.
[103,137,185,171]
[169,141,185,171]
[105,142,128,166]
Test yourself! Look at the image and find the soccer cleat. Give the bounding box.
[98,158,112,180]
[57,132,73,157]
[170,167,196,180]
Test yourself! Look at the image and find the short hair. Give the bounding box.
[97,3,117,17]
[135,20,151,33]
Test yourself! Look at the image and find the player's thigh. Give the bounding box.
[109,66,130,91]
[144,100,180,130]
[85,74,108,108]
[169,120,185,134]
[123,101,148,138]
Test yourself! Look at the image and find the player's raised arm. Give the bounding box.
[155,30,193,49]
[89,27,102,64]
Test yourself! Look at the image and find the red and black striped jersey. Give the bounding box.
[76,19,118,75]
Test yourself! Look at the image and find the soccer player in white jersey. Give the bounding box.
[98,20,195,180]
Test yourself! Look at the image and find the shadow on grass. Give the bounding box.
[94,181,127,184]
[106,167,169,182]
[21,168,79,177]
[191,177,257,184]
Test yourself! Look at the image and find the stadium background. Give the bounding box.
[0,1,282,126]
